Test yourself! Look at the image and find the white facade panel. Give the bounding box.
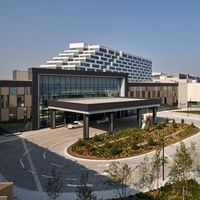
[41,42,152,82]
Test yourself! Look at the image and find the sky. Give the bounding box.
[1,0,200,79]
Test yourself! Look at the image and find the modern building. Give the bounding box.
[0,80,32,133]
[0,44,181,135]
[152,72,200,108]
[152,72,200,83]
[41,43,152,82]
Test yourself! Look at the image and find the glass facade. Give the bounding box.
[39,74,123,128]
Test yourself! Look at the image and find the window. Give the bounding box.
[10,87,17,95]
[99,48,107,53]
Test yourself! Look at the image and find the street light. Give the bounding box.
[161,139,165,181]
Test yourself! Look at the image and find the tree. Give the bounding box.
[46,167,63,200]
[75,171,97,200]
[104,161,132,198]
[137,148,167,192]
[168,142,197,200]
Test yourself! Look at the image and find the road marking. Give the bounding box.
[20,159,25,168]
[42,174,53,178]
[21,138,47,199]
[94,172,109,176]
[28,170,35,174]
[43,151,46,159]
[51,162,64,168]
[23,147,33,156]
[67,183,94,187]
[65,178,78,181]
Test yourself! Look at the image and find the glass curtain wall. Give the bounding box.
[39,75,122,128]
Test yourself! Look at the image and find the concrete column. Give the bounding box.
[108,112,114,134]
[137,109,142,127]
[83,114,89,140]
[50,109,56,129]
[153,107,157,124]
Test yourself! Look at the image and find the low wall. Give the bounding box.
[0,182,13,200]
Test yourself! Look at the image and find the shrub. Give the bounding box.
[148,138,156,146]
[110,144,121,155]
[165,118,169,124]
[181,119,184,124]
[105,142,113,148]
[131,142,139,150]
[172,122,177,128]
[172,119,176,124]
[156,123,163,129]
[191,122,195,128]
[93,134,102,142]
[76,138,86,147]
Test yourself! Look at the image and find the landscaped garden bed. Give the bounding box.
[68,118,199,159]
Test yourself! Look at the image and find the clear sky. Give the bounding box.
[1,0,200,79]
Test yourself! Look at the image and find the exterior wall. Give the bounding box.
[0,182,13,200]
[128,82,178,108]
[13,70,28,80]
[187,83,200,101]
[178,83,188,108]
[29,68,128,130]
[0,81,32,134]
[40,43,152,82]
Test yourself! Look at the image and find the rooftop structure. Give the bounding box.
[40,42,152,82]
[152,72,200,83]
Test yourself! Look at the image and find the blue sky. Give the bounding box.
[1,0,200,79]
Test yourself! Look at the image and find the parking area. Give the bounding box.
[0,116,139,193]
[1,111,200,200]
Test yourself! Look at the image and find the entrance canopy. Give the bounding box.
[48,97,161,115]
[48,97,160,139]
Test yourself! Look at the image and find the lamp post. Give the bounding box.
[161,139,165,181]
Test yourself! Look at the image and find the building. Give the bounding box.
[0,44,181,135]
[152,72,200,108]
[0,80,32,133]
[41,43,152,82]
[152,72,200,83]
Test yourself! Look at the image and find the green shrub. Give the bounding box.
[110,144,121,155]
[76,138,86,147]
[172,119,176,124]
[181,119,184,124]
[93,134,102,142]
[105,142,113,148]
[156,123,163,129]
[172,122,177,128]
[148,138,156,146]
[131,142,139,150]
[191,122,195,128]
[165,118,169,124]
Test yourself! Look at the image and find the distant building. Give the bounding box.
[152,72,200,83]
[40,42,152,82]
[13,70,29,81]
[152,72,200,108]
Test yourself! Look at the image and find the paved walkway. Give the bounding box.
[1,110,200,200]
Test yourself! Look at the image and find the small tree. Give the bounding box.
[104,161,132,198]
[137,149,167,191]
[46,167,63,200]
[75,171,97,200]
[137,155,152,191]
[168,142,197,200]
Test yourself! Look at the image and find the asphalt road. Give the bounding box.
[0,111,200,200]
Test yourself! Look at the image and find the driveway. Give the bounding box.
[0,111,200,200]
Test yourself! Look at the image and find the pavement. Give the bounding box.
[0,110,200,200]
